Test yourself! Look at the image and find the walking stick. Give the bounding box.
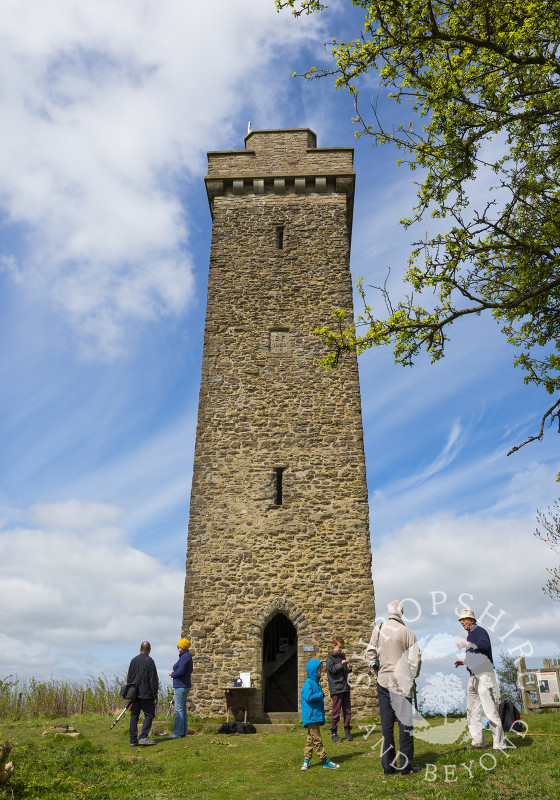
[110,704,132,730]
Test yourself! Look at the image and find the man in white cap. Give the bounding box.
[454,609,505,750]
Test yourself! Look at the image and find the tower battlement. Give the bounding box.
[207,127,353,175]
[206,128,355,230]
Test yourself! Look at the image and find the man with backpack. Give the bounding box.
[127,641,159,747]
[365,600,422,775]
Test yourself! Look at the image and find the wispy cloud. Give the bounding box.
[0,0,322,358]
[370,435,560,542]
[386,419,467,494]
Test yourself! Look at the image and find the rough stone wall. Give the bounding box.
[183,129,376,719]
[207,128,354,177]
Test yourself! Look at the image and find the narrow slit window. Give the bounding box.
[276,226,284,250]
[274,468,285,505]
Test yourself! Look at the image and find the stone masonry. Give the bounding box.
[182,129,376,719]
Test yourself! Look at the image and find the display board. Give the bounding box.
[517,658,560,713]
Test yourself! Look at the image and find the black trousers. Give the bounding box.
[377,684,414,772]
[129,698,155,743]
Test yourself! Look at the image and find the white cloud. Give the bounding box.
[372,511,560,664]
[0,634,55,671]
[418,633,459,661]
[0,501,184,677]
[0,0,321,358]
[29,499,121,530]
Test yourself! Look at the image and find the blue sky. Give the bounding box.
[1,0,559,692]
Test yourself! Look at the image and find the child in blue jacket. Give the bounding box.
[300,659,340,771]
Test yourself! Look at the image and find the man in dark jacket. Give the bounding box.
[127,641,159,746]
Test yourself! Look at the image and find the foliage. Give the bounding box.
[535,500,560,601]
[0,677,18,718]
[495,650,523,707]
[0,674,167,720]
[277,0,560,453]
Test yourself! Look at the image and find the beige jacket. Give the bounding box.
[365,614,421,697]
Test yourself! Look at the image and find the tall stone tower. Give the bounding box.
[182,129,375,719]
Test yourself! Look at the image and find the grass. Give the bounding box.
[1,711,559,800]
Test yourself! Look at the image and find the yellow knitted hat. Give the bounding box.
[177,638,190,650]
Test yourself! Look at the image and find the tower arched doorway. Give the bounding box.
[262,613,298,712]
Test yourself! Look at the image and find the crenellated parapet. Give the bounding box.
[205,129,355,231]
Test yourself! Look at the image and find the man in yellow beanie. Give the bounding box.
[167,638,193,739]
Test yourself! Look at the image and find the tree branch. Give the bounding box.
[507,398,560,455]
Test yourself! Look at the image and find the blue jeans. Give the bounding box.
[172,687,190,737]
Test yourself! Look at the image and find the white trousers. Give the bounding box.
[467,672,505,749]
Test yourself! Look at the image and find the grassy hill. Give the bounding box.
[1,711,559,799]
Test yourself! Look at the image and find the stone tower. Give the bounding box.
[182,129,376,719]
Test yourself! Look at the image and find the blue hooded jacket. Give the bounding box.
[300,659,325,727]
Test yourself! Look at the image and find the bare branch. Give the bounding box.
[507,398,560,455]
